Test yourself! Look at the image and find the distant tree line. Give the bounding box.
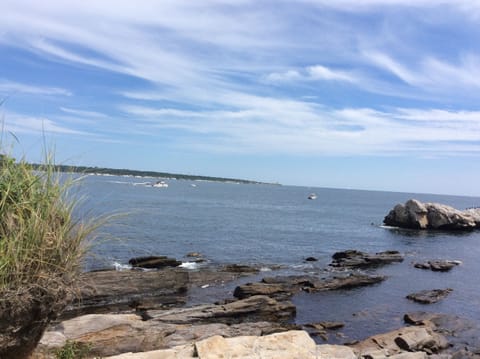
[28,163,267,185]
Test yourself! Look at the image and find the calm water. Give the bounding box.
[77,174,480,342]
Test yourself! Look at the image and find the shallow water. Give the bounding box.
[76,174,480,341]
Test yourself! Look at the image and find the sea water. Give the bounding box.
[76,174,480,342]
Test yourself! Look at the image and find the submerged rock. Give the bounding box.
[406,289,453,304]
[384,199,480,230]
[330,249,404,268]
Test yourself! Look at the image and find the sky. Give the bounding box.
[1,1,480,196]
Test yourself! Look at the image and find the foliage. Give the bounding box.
[55,341,92,359]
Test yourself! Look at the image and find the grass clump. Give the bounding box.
[55,340,92,359]
[0,153,93,290]
[0,152,99,358]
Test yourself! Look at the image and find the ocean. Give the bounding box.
[77,174,480,342]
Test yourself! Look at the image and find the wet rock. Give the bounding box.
[406,289,453,304]
[305,256,318,262]
[384,199,480,230]
[330,249,404,268]
[413,260,461,272]
[234,273,385,300]
[186,252,202,258]
[129,256,182,269]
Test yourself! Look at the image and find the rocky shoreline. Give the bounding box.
[32,247,480,358]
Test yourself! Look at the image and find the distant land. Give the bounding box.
[30,163,274,185]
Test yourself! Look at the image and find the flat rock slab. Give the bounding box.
[148,295,296,324]
[406,289,453,304]
[234,273,385,300]
[64,269,189,318]
[103,331,357,359]
[330,249,404,268]
[413,260,461,272]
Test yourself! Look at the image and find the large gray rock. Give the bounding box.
[384,199,480,230]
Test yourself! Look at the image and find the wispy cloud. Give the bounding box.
[2,111,88,135]
[0,79,71,96]
[265,65,357,83]
[60,107,109,119]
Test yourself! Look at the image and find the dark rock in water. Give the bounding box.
[305,256,318,262]
[384,199,480,230]
[413,260,461,272]
[129,256,182,269]
[330,249,403,268]
[234,273,385,300]
[406,288,453,304]
[223,264,259,273]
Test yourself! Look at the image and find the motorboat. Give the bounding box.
[151,180,168,188]
[308,193,317,200]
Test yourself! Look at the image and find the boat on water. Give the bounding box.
[151,180,168,188]
[308,193,317,200]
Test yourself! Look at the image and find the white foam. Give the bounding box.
[179,261,199,270]
[113,261,132,271]
[260,267,272,272]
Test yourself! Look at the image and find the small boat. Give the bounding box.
[308,193,317,200]
[151,180,168,188]
[190,183,197,187]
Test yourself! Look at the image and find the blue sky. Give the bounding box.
[1,1,480,196]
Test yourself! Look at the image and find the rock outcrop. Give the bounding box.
[233,273,385,300]
[36,295,296,358]
[384,199,480,230]
[330,250,404,268]
[351,325,449,357]
[413,260,461,272]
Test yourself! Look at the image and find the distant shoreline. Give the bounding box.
[30,163,279,186]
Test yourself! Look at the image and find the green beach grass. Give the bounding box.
[0,153,94,290]
[0,151,100,358]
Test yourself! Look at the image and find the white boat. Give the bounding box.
[151,180,168,188]
[308,193,317,200]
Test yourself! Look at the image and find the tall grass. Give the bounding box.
[0,153,96,292]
